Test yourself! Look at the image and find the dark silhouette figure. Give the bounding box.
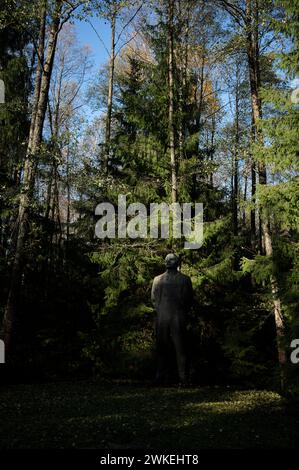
[151,254,193,385]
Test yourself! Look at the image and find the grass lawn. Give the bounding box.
[0,381,298,449]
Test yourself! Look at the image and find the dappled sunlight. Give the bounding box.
[1,382,298,449]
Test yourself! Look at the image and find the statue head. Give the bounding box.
[165,253,179,270]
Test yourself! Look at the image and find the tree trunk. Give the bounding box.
[233,63,240,237]
[168,0,177,203]
[198,54,205,131]
[243,171,248,225]
[209,113,216,187]
[66,144,71,244]
[45,164,54,220]
[250,148,256,242]
[245,1,263,248]
[104,6,116,175]
[2,0,62,355]
[177,0,190,165]
[263,214,287,389]
[31,0,47,132]
[245,0,287,390]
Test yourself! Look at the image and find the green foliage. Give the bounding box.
[1,0,298,392]
[241,256,274,284]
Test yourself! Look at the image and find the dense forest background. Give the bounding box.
[0,0,298,394]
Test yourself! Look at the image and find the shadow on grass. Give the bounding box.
[0,381,298,449]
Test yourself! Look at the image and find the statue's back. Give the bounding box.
[152,271,192,321]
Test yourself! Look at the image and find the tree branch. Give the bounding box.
[115,2,144,46]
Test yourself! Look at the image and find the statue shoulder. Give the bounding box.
[153,273,165,284]
[179,272,192,284]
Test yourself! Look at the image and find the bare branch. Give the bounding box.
[115,2,144,46]
[60,0,84,28]
[115,30,140,57]
[86,19,110,57]
[213,0,245,26]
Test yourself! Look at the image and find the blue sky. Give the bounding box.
[75,17,112,72]
[73,16,113,124]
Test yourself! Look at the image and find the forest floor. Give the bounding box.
[0,381,299,449]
